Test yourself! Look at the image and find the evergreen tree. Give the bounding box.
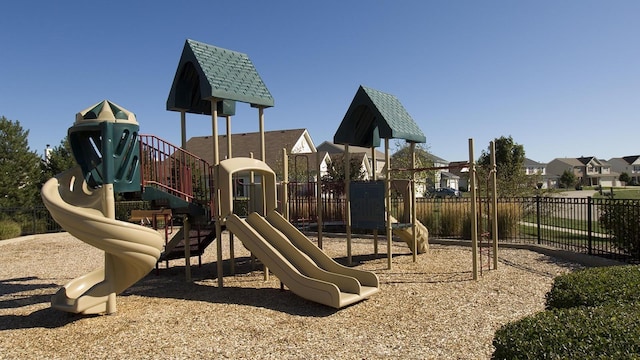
[0,116,42,207]
[41,136,75,182]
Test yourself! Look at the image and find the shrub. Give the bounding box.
[439,204,467,237]
[492,304,640,360]
[599,199,640,257]
[496,202,522,239]
[0,220,22,240]
[546,265,640,309]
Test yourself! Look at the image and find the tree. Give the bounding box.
[321,153,365,195]
[559,169,577,189]
[41,136,75,182]
[477,136,538,196]
[0,116,42,207]
[390,142,434,177]
[619,172,631,185]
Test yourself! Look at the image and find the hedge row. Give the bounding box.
[492,265,640,359]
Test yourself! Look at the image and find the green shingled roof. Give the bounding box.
[167,39,274,114]
[333,85,426,147]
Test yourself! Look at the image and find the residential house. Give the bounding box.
[546,156,619,188]
[185,128,330,195]
[523,158,550,189]
[316,141,383,180]
[426,153,460,192]
[608,155,640,185]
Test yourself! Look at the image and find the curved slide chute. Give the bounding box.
[41,166,164,314]
[225,210,379,309]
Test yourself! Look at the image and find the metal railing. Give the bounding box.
[4,193,640,264]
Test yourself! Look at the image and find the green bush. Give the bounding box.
[599,199,640,256]
[546,265,640,309]
[492,304,640,360]
[0,220,22,240]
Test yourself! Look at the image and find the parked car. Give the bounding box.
[432,188,461,198]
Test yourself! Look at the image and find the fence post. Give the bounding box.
[587,196,593,255]
[536,195,541,245]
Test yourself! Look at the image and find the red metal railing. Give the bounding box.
[139,134,213,211]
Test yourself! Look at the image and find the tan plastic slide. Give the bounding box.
[41,166,164,314]
[225,210,379,308]
[389,215,429,254]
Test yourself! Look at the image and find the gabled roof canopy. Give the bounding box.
[333,85,426,148]
[167,39,274,115]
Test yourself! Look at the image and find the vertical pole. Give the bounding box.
[410,142,417,262]
[385,138,392,270]
[345,144,352,265]
[592,196,593,255]
[226,115,232,159]
[184,216,191,282]
[371,147,377,254]
[536,196,541,244]
[316,150,323,248]
[180,111,187,148]
[212,99,224,288]
[282,149,289,220]
[469,138,478,280]
[490,140,498,270]
[258,106,269,281]
[225,114,234,275]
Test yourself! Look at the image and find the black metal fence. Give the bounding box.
[3,195,640,264]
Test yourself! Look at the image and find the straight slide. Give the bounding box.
[225,211,379,308]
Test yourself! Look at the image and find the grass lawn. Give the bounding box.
[592,187,640,200]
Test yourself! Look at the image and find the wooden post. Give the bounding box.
[490,140,499,270]
[345,144,352,265]
[410,142,417,262]
[469,138,478,280]
[316,150,323,249]
[385,138,392,270]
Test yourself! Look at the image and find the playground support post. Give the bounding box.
[211,98,224,288]
[490,140,499,270]
[282,149,289,221]
[345,145,352,265]
[469,138,478,280]
[316,150,323,249]
[385,138,393,270]
[410,142,417,262]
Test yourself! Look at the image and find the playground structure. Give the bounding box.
[41,39,499,314]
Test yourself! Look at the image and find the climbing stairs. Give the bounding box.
[138,134,217,269]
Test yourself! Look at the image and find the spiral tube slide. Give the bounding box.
[41,166,164,315]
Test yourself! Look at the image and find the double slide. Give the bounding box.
[226,210,379,308]
[41,166,164,314]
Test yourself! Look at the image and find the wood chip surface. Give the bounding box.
[0,232,581,359]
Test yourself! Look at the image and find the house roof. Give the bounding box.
[333,85,426,147]
[622,155,640,165]
[317,141,385,159]
[166,39,274,115]
[185,128,312,170]
[524,158,546,166]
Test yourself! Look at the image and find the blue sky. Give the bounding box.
[1,1,638,163]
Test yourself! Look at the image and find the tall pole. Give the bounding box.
[212,99,223,288]
[469,138,478,280]
[180,111,187,148]
[345,144,352,265]
[385,138,392,270]
[490,140,499,270]
[410,142,417,262]
[258,106,268,281]
[316,150,323,249]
